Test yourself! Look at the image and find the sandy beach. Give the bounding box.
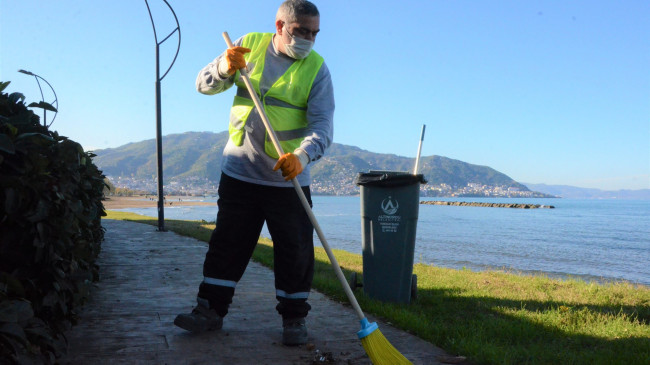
[103,196,217,210]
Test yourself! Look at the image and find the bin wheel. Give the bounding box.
[411,274,418,300]
[348,272,358,290]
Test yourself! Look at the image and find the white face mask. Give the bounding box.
[283,26,314,59]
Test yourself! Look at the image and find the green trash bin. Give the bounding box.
[354,171,426,304]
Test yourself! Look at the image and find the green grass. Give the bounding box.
[104,211,650,365]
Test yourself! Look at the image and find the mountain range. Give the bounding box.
[92,131,541,196]
[523,183,650,200]
[91,131,647,199]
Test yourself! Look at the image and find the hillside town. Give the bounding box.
[107,176,554,198]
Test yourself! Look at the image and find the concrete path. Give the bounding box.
[59,219,462,364]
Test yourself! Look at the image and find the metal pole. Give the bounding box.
[155,45,165,231]
[145,0,181,232]
[413,124,426,175]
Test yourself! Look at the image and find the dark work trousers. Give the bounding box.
[198,173,314,320]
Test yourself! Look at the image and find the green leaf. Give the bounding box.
[0,273,26,297]
[0,134,15,154]
[4,187,17,214]
[24,322,51,341]
[15,132,55,143]
[0,300,33,323]
[54,268,66,278]
[0,323,26,338]
[27,101,57,112]
[27,200,49,223]
[42,291,59,307]
[4,123,18,138]
[8,92,25,104]
[0,323,28,345]
[0,81,10,92]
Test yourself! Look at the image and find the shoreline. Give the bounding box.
[103,195,216,210]
[105,196,557,210]
[421,201,555,209]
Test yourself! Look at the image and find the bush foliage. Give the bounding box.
[0,81,106,363]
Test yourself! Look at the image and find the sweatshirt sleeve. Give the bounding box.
[195,37,244,95]
[298,61,335,162]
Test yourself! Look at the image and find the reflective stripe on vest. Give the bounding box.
[229,32,324,158]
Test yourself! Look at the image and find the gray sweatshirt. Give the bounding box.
[196,34,335,187]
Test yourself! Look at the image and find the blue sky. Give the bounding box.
[1,1,648,190]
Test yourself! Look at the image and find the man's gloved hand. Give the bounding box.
[218,46,251,77]
[273,150,309,181]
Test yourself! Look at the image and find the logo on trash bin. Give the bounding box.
[381,196,399,215]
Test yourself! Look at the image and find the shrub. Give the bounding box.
[0,81,106,363]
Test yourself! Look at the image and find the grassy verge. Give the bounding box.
[104,211,650,365]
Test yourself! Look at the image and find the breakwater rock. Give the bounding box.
[421,201,555,209]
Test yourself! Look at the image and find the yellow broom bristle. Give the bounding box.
[361,328,412,365]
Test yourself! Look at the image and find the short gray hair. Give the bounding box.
[276,0,319,23]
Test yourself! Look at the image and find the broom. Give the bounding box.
[222,32,411,365]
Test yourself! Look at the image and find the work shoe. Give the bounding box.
[282,317,308,346]
[174,299,223,332]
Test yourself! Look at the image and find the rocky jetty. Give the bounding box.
[421,201,555,209]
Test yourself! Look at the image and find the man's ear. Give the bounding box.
[275,19,284,35]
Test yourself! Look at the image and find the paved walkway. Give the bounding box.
[59,219,462,364]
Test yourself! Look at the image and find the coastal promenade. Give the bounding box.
[59,219,464,364]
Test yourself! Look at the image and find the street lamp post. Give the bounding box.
[145,0,181,232]
[17,69,58,127]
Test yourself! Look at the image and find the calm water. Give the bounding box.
[112,196,650,286]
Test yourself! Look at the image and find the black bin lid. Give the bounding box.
[355,170,427,187]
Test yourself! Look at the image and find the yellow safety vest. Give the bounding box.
[229,32,324,158]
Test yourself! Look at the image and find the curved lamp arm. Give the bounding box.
[144,0,181,81]
[18,69,59,127]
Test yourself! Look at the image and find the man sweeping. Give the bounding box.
[174,0,334,346]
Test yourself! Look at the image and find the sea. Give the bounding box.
[110,196,650,287]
